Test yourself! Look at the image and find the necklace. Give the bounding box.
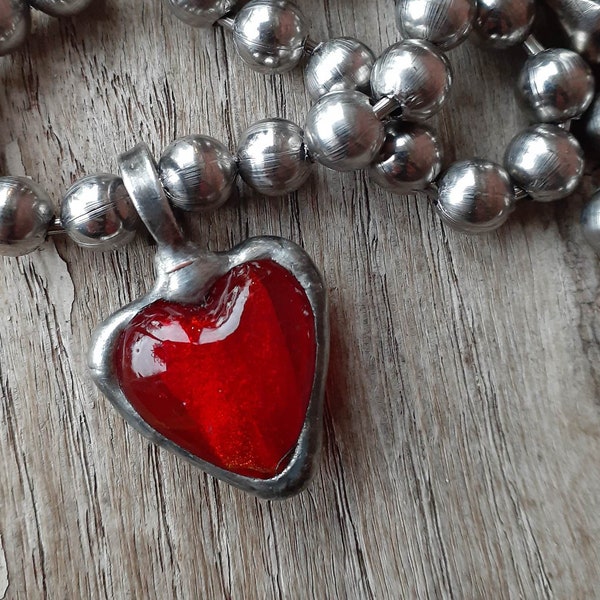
[0,0,598,499]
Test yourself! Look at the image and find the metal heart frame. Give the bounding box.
[87,144,330,499]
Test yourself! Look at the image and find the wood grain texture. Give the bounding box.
[1,1,600,598]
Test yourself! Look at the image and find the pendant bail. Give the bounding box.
[118,143,185,249]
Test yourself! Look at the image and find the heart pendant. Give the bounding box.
[88,144,329,498]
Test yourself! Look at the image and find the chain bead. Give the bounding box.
[237,119,312,196]
[61,174,139,250]
[576,93,600,159]
[395,0,475,51]
[517,49,595,123]
[370,40,452,122]
[504,124,584,202]
[0,0,30,56]
[545,0,600,64]
[28,0,92,17]
[0,176,54,256]
[434,160,516,233]
[159,135,238,211]
[165,0,236,27]
[369,121,443,194]
[304,90,385,172]
[305,38,375,101]
[581,191,600,254]
[232,0,309,74]
[473,0,535,48]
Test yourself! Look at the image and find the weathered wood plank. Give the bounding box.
[0,1,599,598]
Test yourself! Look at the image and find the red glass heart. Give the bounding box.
[114,260,317,479]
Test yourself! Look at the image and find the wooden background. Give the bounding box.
[1,1,600,597]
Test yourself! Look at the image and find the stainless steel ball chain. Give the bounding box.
[0,0,599,252]
[1,0,600,254]
[2,0,600,497]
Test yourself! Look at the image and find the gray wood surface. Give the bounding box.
[1,1,599,598]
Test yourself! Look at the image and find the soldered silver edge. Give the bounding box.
[88,235,329,500]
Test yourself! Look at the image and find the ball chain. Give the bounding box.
[0,0,600,255]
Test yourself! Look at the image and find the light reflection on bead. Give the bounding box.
[395,0,475,50]
[369,121,443,194]
[304,90,385,172]
[473,0,535,48]
[238,119,312,196]
[0,176,54,256]
[517,48,595,123]
[0,0,30,56]
[504,124,584,202]
[233,0,309,74]
[305,38,375,101]
[61,174,139,250]
[434,159,515,233]
[370,40,452,122]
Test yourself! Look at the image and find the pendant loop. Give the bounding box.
[118,143,185,249]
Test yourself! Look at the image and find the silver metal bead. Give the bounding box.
[0,0,30,56]
[164,0,236,27]
[395,0,475,50]
[434,160,515,233]
[369,121,443,194]
[544,0,600,64]
[61,174,139,250]
[370,40,452,122]
[304,90,385,172]
[159,135,237,211]
[575,93,600,159]
[305,38,375,101]
[504,124,584,202]
[232,0,309,74]
[473,0,535,48]
[237,119,311,196]
[0,176,54,256]
[517,49,595,123]
[581,191,600,253]
[28,0,92,17]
